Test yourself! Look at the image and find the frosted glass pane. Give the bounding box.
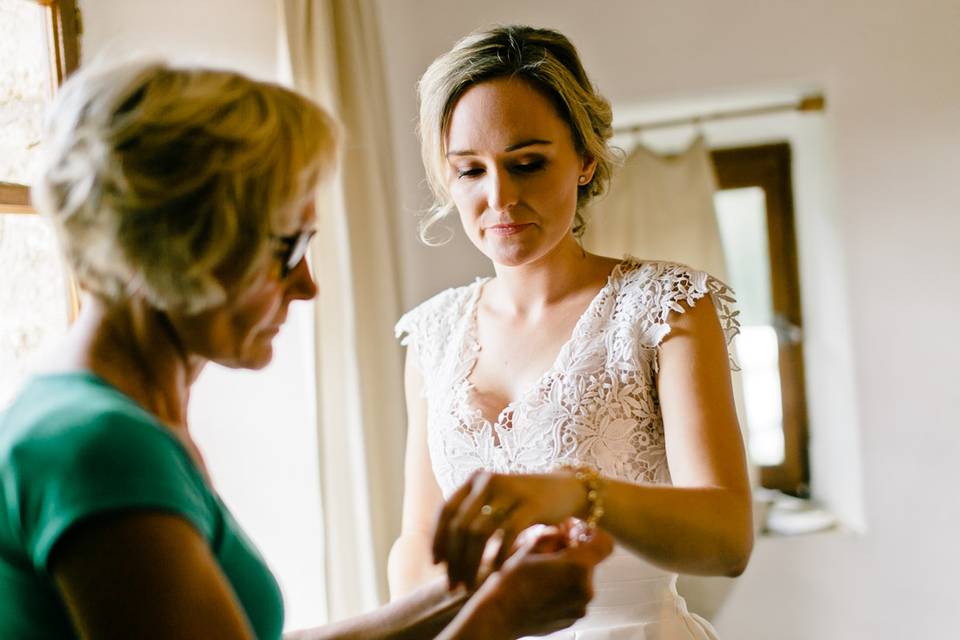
[714,188,773,326]
[714,187,785,466]
[0,213,70,410]
[0,0,53,185]
[736,326,785,465]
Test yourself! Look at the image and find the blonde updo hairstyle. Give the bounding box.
[417,25,616,244]
[32,60,338,314]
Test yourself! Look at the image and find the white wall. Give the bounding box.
[81,0,279,80]
[80,0,327,631]
[375,1,960,638]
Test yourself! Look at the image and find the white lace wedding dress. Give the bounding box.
[396,259,739,639]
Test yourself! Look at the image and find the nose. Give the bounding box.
[286,256,318,301]
[487,168,520,212]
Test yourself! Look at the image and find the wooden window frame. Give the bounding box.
[711,142,811,497]
[0,181,32,213]
[1,0,81,316]
[43,0,81,87]
[1,0,80,213]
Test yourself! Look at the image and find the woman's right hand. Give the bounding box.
[463,526,613,639]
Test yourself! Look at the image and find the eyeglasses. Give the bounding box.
[271,229,316,278]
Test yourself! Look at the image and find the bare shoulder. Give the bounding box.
[662,292,725,341]
[587,253,625,274]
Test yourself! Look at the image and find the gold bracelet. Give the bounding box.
[561,464,606,536]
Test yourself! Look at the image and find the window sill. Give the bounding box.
[754,489,839,537]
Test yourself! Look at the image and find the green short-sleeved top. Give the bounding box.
[0,372,285,639]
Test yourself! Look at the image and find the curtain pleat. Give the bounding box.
[280,0,404,620]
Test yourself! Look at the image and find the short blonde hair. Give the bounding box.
[417,25,616,244]
[32,60,338,313]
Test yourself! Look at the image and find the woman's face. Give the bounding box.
[445,77,596,267]
[168,200,319,370]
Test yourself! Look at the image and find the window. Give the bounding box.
[0,0,81,409]
[712,143,810,496]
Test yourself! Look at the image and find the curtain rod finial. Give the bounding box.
[798,94,826,112]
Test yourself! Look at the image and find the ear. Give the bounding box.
[579,153,598,183]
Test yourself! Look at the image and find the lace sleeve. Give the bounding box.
[394,308,419,348]
[395,304,431,379]
[394,285,462,350]
[646,262,741,371]
[394,282,480,381]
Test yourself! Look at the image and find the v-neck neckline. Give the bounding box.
[459,259,628,431]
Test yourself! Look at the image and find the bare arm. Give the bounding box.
[388,345,446,598]
[288,530,612,640]
[54,511,465,640]
[433,296,753,585]
[53,512,256,639]
[601,294,753,575]
[284,578,468,640]
[53,504,600,640]
[53,509,595,640]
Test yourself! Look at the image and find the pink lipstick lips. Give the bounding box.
[487,222,532,236]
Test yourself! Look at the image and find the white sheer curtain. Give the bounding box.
[582,135,728,281]
[279,0,405,620]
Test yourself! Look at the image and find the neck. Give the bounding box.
[61,296,205,430]
[488,234,600,316]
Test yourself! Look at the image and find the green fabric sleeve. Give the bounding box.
[5,408,215,573]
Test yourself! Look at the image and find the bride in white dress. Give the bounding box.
[390,26,753,639]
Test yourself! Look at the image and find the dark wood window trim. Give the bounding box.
[711,143,811,497]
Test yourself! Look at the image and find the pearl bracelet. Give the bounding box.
[561,465,606,538]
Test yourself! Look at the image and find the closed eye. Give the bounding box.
[455,158,547,180]
[512,159,546,174]
[457,167,485,179]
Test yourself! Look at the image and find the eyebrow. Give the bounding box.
[446,138,553,158]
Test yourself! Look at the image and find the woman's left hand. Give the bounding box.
[432,470,589,589]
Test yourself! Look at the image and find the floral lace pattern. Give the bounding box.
[396,259,739,498]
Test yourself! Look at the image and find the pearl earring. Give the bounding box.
[578,176,588,184]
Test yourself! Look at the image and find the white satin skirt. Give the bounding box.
[524,546,719,640]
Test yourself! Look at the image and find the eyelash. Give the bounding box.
[457,159,547,179]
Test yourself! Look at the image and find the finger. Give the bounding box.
[458,516,500,590]
[454,501,510,589]
[564,599,590,620]
[450,506,515,589]
[556,517,576,540]
[445,485,497,587]
[585,530,615,562]
[432,476,475,565]
[507,525,564,558]
[564,528,614,566]
[556,592,591,621]
[529,528,566,554]
[494,509,535,568]
[536,617,581,635]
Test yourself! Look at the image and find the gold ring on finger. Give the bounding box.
[481,504,508,520]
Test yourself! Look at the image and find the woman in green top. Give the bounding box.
[0,60,611,639]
